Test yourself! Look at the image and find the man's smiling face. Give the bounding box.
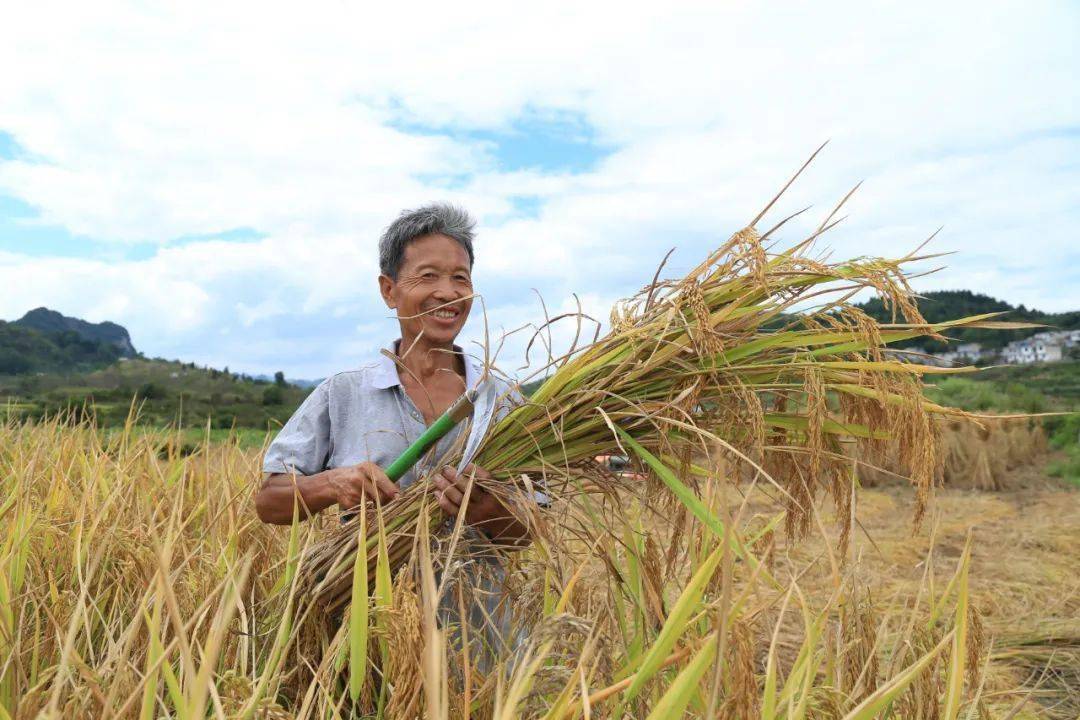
[379,233,473,347]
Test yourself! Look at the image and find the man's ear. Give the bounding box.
[378,275,396,309]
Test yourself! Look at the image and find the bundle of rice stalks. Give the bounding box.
[299,168,1028,612]
[862,419,1049,490]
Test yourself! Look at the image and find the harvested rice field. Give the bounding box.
[3,416,1078,719]
[775,483,1080,719]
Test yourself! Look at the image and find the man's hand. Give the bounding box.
[255,462,399,525]
[328,461,399,512]
[433,463,502,525]
[433,464,531,545]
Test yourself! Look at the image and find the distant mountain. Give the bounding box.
[0,307,138,375]
[251,373,323,388]
[0,323,123,375]
[855,290,1080,353]
[14,307,136,357]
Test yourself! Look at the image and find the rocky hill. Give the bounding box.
[14,307,136,357]
[0,310,135,375]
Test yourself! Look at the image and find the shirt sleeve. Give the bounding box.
[262,380,332,476]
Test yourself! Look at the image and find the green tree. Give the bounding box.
[0,349,32,374]
[138,382,166,400]
[262,385,284,406]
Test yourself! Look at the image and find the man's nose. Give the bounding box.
[432,276,458,299]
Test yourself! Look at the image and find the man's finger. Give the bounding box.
[442,466,474,496]
[453,467,485,496]
[435,492,457,516]
[375,477,399,502]
[450,470,470,493]
[441,483,465,507]
[366,464,399,501]
[463,463,493,480]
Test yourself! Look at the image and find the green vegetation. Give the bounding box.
[13,306,135,354]
[0,306,311,431]
[0,306,138,374]
[1045,413,1080,485]
[98,424,276,451]
[857,289,1080,354]
[0,321,127,374]
[966,361,1080,400]
[0,357,310,430]
[925,376,1053,414]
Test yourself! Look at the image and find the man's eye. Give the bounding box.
[455,275,471,283]
[423,272,438,280]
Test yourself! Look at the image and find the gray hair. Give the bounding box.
[378,203,476,278]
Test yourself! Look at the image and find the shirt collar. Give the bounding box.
[370,340,482,391]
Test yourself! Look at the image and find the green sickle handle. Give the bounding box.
[384,389,479,482]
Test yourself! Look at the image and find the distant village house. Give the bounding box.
[908,329,1078,367]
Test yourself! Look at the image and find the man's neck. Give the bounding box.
[396,334,463,383]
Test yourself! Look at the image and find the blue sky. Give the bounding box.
[391,109,614,173]
[1,2,1078,379]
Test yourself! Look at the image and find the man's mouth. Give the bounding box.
[428,307,460,321]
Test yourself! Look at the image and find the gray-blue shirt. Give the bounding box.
[262,342,519,491]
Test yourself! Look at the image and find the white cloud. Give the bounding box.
[0,0,1077,377]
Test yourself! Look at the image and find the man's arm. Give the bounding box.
[255,462,399,525]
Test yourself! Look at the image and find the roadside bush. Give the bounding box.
[212,412,237,429]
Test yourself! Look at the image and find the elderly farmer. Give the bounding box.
[255,204,536,658]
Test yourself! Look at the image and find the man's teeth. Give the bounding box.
[432,309,457,319]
